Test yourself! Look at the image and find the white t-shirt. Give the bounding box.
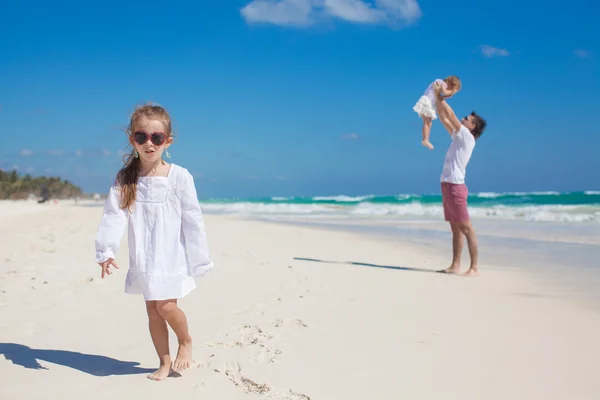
[440,125,476,184]
[423,79,447,104]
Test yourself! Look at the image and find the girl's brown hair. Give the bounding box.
[443,75,462,91]
[116,103,173,210]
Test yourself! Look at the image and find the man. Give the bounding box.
[433,82,487,277]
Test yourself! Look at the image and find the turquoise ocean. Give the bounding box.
[201,191,600,223]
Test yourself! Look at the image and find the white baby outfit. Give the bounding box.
[94,164,213,301]
[413,78,447,120]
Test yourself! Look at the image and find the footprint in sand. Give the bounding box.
[195,354,215,369]
[219,361,310,399]
[200,325,283,363]
[296,319,308,328]
[272,318,308,329]
[41,233,55,242]
[223,361,270,395]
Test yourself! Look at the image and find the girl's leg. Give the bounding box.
[145,300,172,381]
[156,299,193,372]
[421,116,434,149]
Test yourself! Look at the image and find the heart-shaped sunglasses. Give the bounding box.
[133,131,166,146]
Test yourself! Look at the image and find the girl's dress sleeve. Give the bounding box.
[94,186,128,263]
[179,169,214,277]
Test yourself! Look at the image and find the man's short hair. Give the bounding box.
[470,111,487,139]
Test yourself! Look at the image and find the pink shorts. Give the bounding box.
[441,182,470,222]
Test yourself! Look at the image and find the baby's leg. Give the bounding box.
[156,299,193,373]
[421,116,434,150]
[145,301,172,381]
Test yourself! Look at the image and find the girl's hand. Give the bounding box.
[98,258,119,278]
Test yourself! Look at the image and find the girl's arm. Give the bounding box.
[179,169,214,277]
[94,186,128,263]
[434,79,452,98]
[440,88,455,98]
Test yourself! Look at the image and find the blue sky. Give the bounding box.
[1,0,598,198]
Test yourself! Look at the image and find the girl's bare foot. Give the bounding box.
[173,340,193,372]
[147,363,171,381]
[422,140,434,150]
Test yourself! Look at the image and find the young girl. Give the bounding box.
[413,76,462,150]
[94,103,213,381]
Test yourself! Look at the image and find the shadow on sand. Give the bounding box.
[0,343,155,376]
[293,257,439,274]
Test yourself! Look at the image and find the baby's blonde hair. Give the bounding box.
[444,76,462,91]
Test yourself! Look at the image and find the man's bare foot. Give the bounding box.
[462,268,479,277]
[173,339,193,372]
[147,363,171,381]
[422,140,434,150]
[438,265,460,274]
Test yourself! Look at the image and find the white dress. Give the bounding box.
[413,78,447,120]
[94,164,214,301]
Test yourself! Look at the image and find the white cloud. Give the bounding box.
[25,166,35,173]
[74,148,111,158]
[17,148,112,158]
[241,0,422,27]
[325,0,385,23]
[341,132,360,140]
[241,0,314,25]
[479,45,509,58]
[376,0,421,22]
[574,49,591,58]
[45,149,66,156]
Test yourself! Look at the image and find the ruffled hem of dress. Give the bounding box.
[125,271,197,301]
[413,96,437,119]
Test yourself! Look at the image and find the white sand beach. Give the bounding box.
[1,200,599,399]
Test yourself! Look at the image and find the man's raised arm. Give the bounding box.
[433,82,462,135]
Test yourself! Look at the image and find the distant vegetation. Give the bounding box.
[0,169,83,200]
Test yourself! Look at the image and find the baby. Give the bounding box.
[413,76,462,150]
